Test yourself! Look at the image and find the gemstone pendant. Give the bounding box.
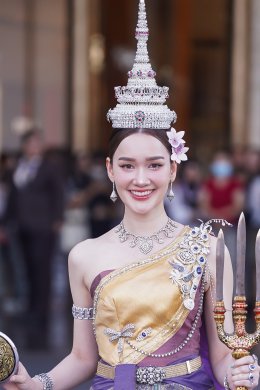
[139,238,153,254]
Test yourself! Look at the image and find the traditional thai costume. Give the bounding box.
[88,0,222,388]
[89,224,219,389]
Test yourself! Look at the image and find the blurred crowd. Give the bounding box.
[0,128,121,350]
[0,129,260,350]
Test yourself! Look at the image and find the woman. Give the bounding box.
[4,0,260,388]
[3,128,260,390]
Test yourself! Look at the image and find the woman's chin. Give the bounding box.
[125,199,161,216]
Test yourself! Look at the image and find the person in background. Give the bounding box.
[0,154,10,310]
[198,151,245,261]
[244,148,260,228]
[88,151,120,237]
[0,152,27,320]
[166,160,202,226]
[60,152,93,255]
[244,148,260,326]
[3,127,64,349]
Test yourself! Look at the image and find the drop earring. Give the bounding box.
[110,181,118,202]
[167,180,175,201]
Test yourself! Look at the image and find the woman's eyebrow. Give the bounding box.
[118,157,135,161]
[146,156,165,161]
[118,156,165,161]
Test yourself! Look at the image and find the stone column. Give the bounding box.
[230,0,249,147]
[248,0,260,149]
[72,0,90,152]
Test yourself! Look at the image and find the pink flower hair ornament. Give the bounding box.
[166,127,189,164]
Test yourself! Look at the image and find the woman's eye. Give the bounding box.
[149,163,162,169]
[120,164,134,169]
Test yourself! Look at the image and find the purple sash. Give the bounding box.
[91,354,215,390]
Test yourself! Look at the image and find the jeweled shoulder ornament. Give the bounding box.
[0,332,19,384]
[107,0,177,130]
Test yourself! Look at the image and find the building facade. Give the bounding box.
[0,0,259,160]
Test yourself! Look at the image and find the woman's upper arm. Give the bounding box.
[68,243,98,363]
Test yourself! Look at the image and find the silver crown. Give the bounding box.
[107,0,177,130]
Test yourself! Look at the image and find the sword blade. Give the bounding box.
[236,212,246,296]
[216,229,225,301]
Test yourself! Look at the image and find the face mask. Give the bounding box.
[210,161,233,178]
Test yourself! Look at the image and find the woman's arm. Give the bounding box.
[43,242,99,389]
[5,241,99,390]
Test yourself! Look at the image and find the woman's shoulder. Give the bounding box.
[68,228,116,266]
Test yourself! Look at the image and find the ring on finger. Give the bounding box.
[252,354,258,363]
[248,372,254,385]
[249,363,256,371]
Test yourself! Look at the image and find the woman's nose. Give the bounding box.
[133,168,150,186]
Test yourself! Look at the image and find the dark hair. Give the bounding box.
[108,128,172,161]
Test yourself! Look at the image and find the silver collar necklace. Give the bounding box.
[114,218,177,255]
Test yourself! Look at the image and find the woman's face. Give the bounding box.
[107,133,176,216]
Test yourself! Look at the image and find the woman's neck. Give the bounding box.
[122,208,169,236]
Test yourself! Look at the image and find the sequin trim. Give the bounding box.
[136,328,153,342]
[169,221,210,310]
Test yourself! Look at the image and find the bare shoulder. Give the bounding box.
[68,228,117,288]
[69,229,114,267]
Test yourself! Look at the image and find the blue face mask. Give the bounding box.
[210,161,233,178]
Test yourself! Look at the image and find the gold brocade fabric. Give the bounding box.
[93,226,208,366]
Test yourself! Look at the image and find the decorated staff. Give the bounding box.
[214,213,260,390]
[0,332,19,384]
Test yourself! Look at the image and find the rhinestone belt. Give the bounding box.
[97,356,201,385]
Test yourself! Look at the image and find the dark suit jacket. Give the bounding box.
[5,159,64,232]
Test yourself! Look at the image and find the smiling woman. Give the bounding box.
[3,0,260,390]
[106,132,176,222]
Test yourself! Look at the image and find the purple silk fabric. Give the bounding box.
[90,271,224,390]
[200,323,224,390]
[91,354,214,390]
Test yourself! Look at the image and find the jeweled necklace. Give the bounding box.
[114,218,177,255]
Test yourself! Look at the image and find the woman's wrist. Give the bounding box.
[224,373,231,390]
[32,373,54,390]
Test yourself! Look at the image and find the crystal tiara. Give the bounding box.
[107,0,177,130]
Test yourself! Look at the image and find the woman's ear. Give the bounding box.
[170,161,177,182]
[106,157,114,182]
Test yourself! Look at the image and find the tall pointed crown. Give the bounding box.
[107,0,177,129]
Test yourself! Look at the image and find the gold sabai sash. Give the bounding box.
[93,224,210,366]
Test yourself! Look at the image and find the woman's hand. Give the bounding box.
[226,355,260,389]
[2,362,41,390]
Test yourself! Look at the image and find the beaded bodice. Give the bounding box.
[93,225,211,366]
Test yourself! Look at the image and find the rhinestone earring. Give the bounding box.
[167,180,175,201]
[110,181,118,202]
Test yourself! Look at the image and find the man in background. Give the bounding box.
[4,127,64,349]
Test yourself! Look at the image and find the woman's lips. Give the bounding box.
[130,190,153,200]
